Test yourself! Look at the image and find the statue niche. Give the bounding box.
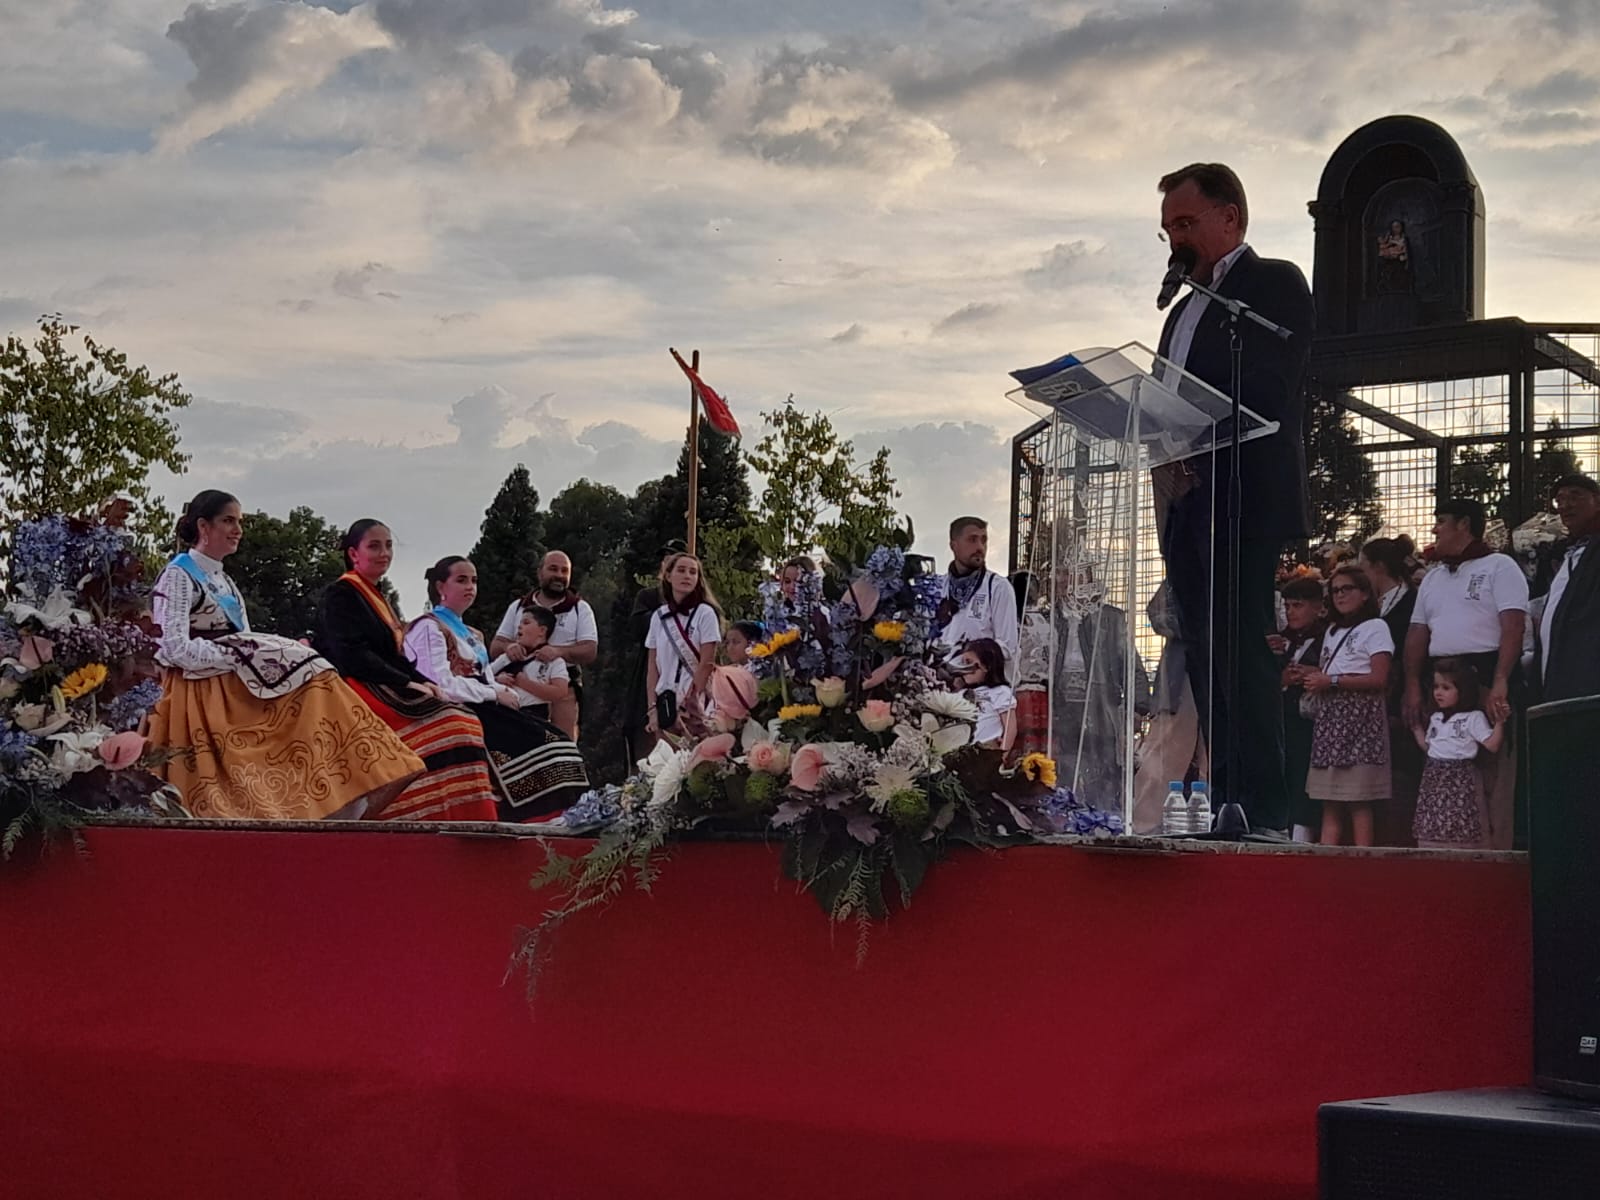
[1308,115,1485,336]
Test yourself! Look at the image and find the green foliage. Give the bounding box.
[1304,389,1383,544]
[696,523,762,620]
[1452,443,1511,521]
[1533,419,1586,507]
[0,316,190,529]
[744,397,905,569]
[225,506,345,637]
[543,479,632,582]
[466,464,545,629]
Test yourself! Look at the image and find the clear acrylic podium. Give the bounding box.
[1006,343,1278,827]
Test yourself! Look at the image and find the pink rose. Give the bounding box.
[790,743,828,792]
[710,665,758,722]
[856,699,895,734]
[19,635,54,671]
[687,732,737,773]
[746,740,792,775]
[97,731,147,771]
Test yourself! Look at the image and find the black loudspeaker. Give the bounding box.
[1528,695,1600,1100]
[1318,1088,1600,1199]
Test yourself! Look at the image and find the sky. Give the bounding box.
[4,0,1599,610]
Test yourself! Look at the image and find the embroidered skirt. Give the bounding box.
[471,702,589,821]
[346,681,502,822]
[151,670,423,820]
[1413,756,1487,848]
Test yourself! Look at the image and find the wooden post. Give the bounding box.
[686,348,701,557]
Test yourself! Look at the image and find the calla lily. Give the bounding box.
[18,634,54,671]
[97,731,147,771]
[687,732,737,773]
[710,666,757,723]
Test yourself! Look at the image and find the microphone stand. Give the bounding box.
[1176,274,1291,839]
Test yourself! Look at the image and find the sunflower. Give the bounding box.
[871,620,906,643]
[59,662,109,700]
[778,703,823,722]
[1020,752,1058,788]
[748,627,801,659]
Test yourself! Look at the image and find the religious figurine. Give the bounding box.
[1375,219,1411,294]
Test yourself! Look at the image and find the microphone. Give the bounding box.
[1157,247,1197,310]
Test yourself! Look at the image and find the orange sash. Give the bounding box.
[340,571,404,651]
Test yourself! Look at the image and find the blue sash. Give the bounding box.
[171,553,247,632]
[429,605,489,667]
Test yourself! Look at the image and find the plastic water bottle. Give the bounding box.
[1188,781,1212,835]
[1162,781,1188,835]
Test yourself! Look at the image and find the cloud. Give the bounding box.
[1508,68,1600,110]
[373,0,635,45]
[332,262,400,301]
[932,301,1007,335]
[830,323,866,344]
[1023,240,1097,289]
[161,1,392,152]
[177,397,309,451]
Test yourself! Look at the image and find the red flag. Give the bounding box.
[670,348,740,437]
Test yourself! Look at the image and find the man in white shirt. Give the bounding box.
[1538,474,1600,703]
[1404,497,1528,848]
[488,550,598,739]
[936,517,1019,683]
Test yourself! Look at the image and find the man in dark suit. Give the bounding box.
[1153,162,1316,830]
[1537,474,1600,703]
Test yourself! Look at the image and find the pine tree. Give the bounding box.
[1304,389,1384,544]
[466,464,545,629]
[1533,419,1585,509]
[1451,444,1511,520]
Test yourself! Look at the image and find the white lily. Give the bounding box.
[919,690,979,723]
[647,748,691,812]
[5,586,89,632]
[49,727,108,777]
[930,722,972,755]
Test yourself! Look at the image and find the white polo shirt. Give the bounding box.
[495,595,598,650]
[1411,553,1528,656]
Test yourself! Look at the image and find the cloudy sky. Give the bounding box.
[4,0,1599,608]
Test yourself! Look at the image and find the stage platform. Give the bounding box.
[1,823,1530,1199]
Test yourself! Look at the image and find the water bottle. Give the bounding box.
[1162,781,1188,836]
[1188,780,1212,835]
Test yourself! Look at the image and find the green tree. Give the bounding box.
[1304,389,1383,545]
[1532,419,1585,507]
[543,479,633,582]
[0,315,190,543]
[225,507,346,638]
[466,463,545,629]
[743,397,904,569]
[1451,443,1511,520]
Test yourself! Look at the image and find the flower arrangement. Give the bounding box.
[2,514,177,859]
[515,545,1122,989]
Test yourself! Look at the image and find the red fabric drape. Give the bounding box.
[0,830,1529,1199]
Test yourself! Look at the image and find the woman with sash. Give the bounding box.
[314,520,502,822]
[148,491,424,820]
[404,556,589,821]
[643,552,722,744]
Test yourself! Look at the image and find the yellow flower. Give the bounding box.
[59,662,109,700]
[778,703,823,722]
[871,620,906,643]
[748,627,801,659]
[748,642,775,659]
[1021,752,1058,788]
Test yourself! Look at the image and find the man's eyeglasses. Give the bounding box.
[1159,204,1223,243]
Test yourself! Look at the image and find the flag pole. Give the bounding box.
[686,348,700,557]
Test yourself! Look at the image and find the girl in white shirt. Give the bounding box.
[1297,565,1392,847]
[644,552,722,743]
[1410,658,1504,849]
[951,637,1017,751]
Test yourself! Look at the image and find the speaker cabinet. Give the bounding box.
[1318,1088,1600,1199]
[1527,695,1600,1100]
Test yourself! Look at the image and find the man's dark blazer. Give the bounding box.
[1538,540,1600,703]
[1156,246,1316,544]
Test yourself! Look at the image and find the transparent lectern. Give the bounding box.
[1006,343,1278,829]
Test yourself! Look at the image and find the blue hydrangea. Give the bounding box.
[866,546,904,593]
[9,516,70,596]
[558,786,624,832]
[0,727,40,767]
[106,679,164,732]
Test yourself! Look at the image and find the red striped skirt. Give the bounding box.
[346,681,501,822]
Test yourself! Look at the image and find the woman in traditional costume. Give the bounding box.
[314,520,502,822]
[148,491,424,820]
[404,556,589,821]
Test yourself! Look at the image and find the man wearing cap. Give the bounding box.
[1403,496,1528,848]
[1537,474,1600,704]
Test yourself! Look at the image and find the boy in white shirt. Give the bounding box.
[489,606,570,719]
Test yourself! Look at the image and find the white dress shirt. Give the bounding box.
[1163,242,1250,376]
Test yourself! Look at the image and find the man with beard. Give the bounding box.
[489,550,598,739]
[935,517,1019,685]
[1153,162,1315,832]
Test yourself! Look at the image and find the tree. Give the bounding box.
[1533,419,1585,508]
[744,398,905,569]
[1304,389,1383,545]
[225,507,346,638]
[543,479,633,583]
[466,464,545,629]
[1451,443,1511,520]
[0,316,190,533]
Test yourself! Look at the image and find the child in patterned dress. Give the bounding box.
[1411,657,1504,849]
